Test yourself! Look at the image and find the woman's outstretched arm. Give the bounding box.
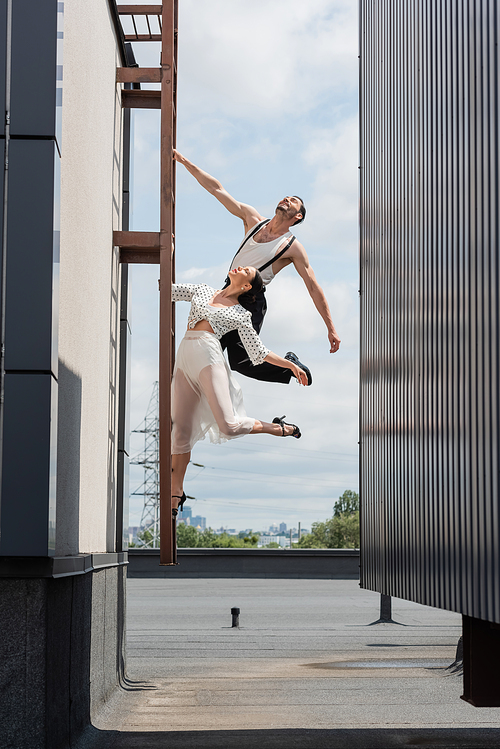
[264,352,308,386]
[237,316,308,386]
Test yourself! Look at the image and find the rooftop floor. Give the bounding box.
[84,578,500,748]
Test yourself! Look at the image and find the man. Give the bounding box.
[173,150,341,385]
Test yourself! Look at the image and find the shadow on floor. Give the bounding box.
[78,726,500,749]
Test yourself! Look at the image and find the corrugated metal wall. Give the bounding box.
[359,0,500,622]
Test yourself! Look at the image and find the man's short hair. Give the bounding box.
[292,196,306,225]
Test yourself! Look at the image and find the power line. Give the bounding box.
[216,440,358,461]
[184,461,354,488]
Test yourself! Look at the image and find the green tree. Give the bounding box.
[244,534,259,545]
[176,525,259,549]
[177,523,200,547]
[296,490,360,549]
[333,489,359,517]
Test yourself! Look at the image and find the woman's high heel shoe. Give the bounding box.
[273,415,301,439]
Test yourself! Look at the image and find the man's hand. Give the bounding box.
[172,149,261,232]
[329,329,341,353]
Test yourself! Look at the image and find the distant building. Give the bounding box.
[279,522,287,533]
[178,505,192,524]
[191,515,206,531]
[269,523,278,533]
[128,526,140,544]
[258,535,289,548]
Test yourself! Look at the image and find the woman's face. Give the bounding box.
[230,266,256,290]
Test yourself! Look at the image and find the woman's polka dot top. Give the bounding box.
[172,283,270,367]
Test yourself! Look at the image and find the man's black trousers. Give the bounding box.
[220,329,293,384]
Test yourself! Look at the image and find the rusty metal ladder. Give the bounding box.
[114,3,178,565]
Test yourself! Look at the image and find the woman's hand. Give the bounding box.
[264,351,308,385]
[290,363,308,386]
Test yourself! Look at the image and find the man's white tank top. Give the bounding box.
[230,220,293,286]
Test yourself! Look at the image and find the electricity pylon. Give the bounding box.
[131,382,160,548]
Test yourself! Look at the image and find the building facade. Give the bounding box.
[0,1,132,745]
[359,0,500,705]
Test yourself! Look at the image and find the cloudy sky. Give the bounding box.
[123,0,359,533]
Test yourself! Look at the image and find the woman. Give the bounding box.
[171,265,307,516]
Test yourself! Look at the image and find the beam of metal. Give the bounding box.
[120,249,159,265]
[113,230,160,250]
[123,34,162,42]
[116,67,163,83]
[121,89,160,109]
[158,0,177,566]
[117,5,162,14]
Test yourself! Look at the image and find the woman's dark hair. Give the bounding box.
[292,196,306,225]
[238,268,264,306]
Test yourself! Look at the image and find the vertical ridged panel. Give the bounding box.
[359,0,500,622]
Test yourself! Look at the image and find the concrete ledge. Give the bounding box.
[0,552,128,578]
[127,548,360,579]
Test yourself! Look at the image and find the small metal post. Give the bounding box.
[368,593,404,625]
[289,529,292,547]
[380,594,392,621]
[298,522,301,541]
[231,607,240,628]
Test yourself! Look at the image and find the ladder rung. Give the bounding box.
[121,90,161,109]
[117,67,162,83]
[114,230,160,249]
[120,249,160,264]
[123,34,162,42]
[117,5,162,15]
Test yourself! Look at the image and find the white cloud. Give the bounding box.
[177,262,228,284]
[299,116,359,252]
[178,0,358,121]
[263,274,358,350]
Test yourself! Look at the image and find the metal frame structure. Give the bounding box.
[131,381,160,548]
[114,3,178,565]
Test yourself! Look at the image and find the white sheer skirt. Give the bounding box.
[171,330,256,454]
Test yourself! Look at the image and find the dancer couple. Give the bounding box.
[171,151,341,516]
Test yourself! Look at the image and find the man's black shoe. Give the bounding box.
[285,352,312,386]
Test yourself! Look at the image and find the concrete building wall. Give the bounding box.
[0,566,126,749]
[58,0,124,556]
[0,1,132,746]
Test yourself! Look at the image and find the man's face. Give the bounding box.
[276,196,302,223]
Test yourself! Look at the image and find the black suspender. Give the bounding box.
[257,235,296,273]
[228,219,269,272]
[228,219,296,275]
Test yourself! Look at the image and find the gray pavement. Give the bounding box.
[83,578,500,748]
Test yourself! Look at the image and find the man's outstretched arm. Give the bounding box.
[289,243,341,353]
[174,150,262,232]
